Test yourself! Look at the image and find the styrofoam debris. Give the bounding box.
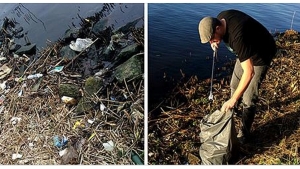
[100,103,106,111]
[11,117,21,125]
[59,148,68,156]
[12,153,22,160]
[103,140,114,151]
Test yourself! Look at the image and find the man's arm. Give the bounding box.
[221,58,254,112]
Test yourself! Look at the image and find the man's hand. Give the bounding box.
[221,98,237,113]
[211,42,218,52]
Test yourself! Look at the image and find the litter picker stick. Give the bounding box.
[208,50,217,101]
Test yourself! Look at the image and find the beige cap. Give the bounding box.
[198,16,217,44]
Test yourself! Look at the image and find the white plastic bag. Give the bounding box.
[69,38,93,52]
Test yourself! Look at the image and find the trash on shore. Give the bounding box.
[0,3,144,165]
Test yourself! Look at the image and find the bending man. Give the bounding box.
[198,9,277,143]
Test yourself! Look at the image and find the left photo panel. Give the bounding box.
[0,3,144,165]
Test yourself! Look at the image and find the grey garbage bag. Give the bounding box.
[199,110,239,165]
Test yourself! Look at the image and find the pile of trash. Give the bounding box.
[0,3,144,165]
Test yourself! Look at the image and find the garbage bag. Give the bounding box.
[199,110,239,165]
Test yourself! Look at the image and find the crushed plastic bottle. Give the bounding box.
[27,73,43,79]
[53,135,68,148]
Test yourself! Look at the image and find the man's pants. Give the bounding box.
[230,59,268,137]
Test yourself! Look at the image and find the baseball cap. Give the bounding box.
[198,16,218,43]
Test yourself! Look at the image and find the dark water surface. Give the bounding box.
[148,3,300,107]
[0,3,144,49]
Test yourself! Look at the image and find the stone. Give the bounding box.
[58,84,81,100]
[114,53,143,83]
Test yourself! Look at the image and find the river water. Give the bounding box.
[148,3,300,107]
[0,3,144,49]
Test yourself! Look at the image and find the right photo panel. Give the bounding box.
[148,3,300,165]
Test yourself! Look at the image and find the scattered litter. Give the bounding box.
[18,89,23,97]
[123,93,128,99]
[13,54,19,59]
[27,73,43,79]
[94,68,108,77]
[14,77,25,82]
[61,96,77,105]
[61,145,79,164]
[18,83,26,97]
[103,140,114,152]
[69,38,93,52]
[88,133,96,141]
[131,151,144,165]
[12,153,22,160]
[59,148,68,156]
[0,56,6,61]
[0,95,5,105]
[0,81,6,91]
[100,103,106,111]
[49,66,64,74]
[11,117,21,125]
[0,106,4,114]
[73,121,85,129]
[29,143,34,147]
[53,135,68,148]
[87,119,94,124]
[18,159,30,164]
[0,64,12,79]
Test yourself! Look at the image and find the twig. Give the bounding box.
[124,78,135,101]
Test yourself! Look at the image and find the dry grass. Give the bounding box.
[148,30,300,165]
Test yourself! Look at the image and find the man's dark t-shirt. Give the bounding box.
[217,9,277,66]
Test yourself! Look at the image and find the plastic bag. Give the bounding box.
[69,38,93,52]
[199,110,239,165]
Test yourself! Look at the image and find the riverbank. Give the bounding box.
[0,4,144,165]
[148,29,300,165]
